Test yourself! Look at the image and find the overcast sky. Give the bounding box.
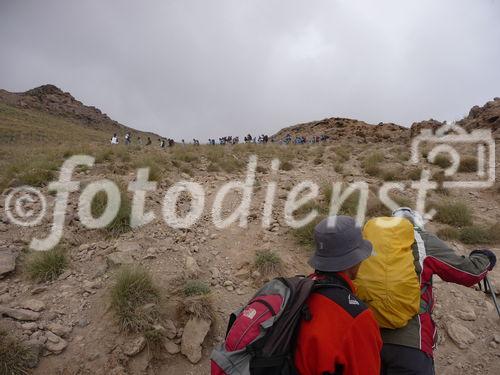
[1,0,499,140]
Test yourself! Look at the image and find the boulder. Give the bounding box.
[45,337,68,354]
[123,336,146,357]
[181,317,211,364]
[164,319,177,340]
[456,306,477,321]
[47,322,72,338]
[446,321,476,349]
[25,339,43,368]
[164,339,180,354]
[19,299,46,312]
[106,252,134,267]
[0,249,17,277]
[0,306,40,321]
[184,256,200,278]
[116,241,142,253]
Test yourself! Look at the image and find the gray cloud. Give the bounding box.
[1,0,499,140]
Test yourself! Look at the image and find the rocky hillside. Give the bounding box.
[0,93,499,375]
[410,97,500,138]
[273,117,410,143]
[274,97,500,143]
[0,84,160,139]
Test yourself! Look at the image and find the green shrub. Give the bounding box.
[0,329,32,375]
[183,280,211,297]
[26,247,67,282]
[110,267,160,332]
[254,250,282,276]
[434,201,472,227]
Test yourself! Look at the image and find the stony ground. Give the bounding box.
[1,140,499,375]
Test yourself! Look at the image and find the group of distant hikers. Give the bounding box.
[110,132,330,147]
[211,208,497,375]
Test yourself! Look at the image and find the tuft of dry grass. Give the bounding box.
[433,201,472,227]
[254,250,283,276]
[110,267,161,332]
[437,226,460,241]
[292,215,324,247]
[361,152,384,177]
[183,280,210,297]
[0,329,33,375]
[280,160,294,171]
[432,154,452,169]
[458,156,477,173]
[26,247,67,282]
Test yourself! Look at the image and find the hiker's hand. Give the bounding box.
[471,249,497,271]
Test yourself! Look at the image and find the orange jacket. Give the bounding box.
[294,272,382,375]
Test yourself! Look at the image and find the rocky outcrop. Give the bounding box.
[181,317,211,364]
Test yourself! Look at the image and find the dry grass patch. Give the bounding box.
[437,226,460,241]
[254,250,283,276]
[433,201,472,227]
[362,152,384,177]
[183,280,211,297]
[110,267,161,332]
[459,223,500,245]
[280,160,294,171]
[0,329,33,375]
[26,246,67,282]
[432,154,452,169]
[458,156,478,173]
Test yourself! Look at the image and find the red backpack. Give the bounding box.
[211,276,344,375]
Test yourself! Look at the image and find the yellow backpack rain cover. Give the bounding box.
[354,217,420,329]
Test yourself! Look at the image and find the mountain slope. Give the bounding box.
[0,84,160,146]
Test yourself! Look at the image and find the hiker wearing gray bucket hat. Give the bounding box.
[309,215,373,273]
[294,215,382,375]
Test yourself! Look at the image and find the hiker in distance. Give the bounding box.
[211,215,382,375]
[355,208,496,375]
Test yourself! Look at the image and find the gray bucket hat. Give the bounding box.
[308,216,373,272]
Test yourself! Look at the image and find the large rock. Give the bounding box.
[446,321,476,349]
[164,319,177,340]
[164,339,180,354]
[0,306,40,321]
[184,256,200,278]
[19,299,46,312]
[116,241,142,253]
[106,252,134,267]
[123,336,146,357]
[45,337,68,354]
[0,249,17,277]
[181,317,211,364]
[456,306,477,321]
[47,322,72,338]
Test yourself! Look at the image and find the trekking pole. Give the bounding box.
[484,276,500,319]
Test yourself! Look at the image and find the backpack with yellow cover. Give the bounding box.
[354,217,420,329]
